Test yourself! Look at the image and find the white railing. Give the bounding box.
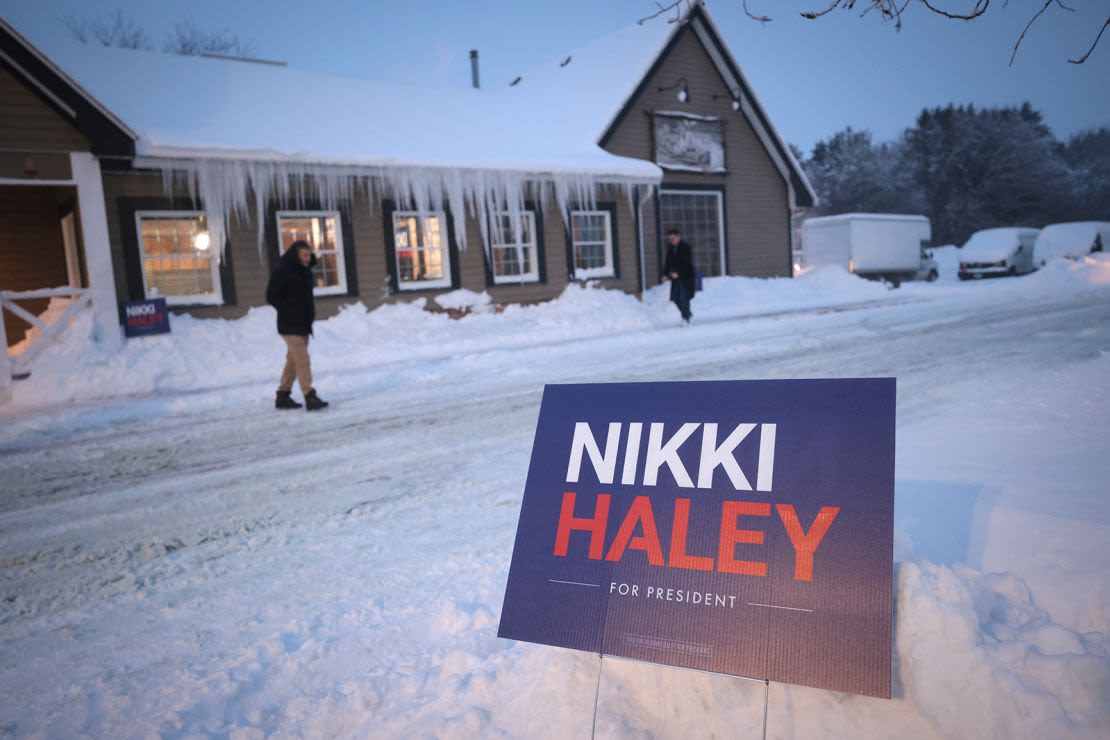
[2,286,91,378]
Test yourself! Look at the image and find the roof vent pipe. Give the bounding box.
[469,49,480,89]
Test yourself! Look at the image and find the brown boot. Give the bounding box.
[275,390,302,409]
[305,389,329,411]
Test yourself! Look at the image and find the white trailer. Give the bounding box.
[800,213,931,286]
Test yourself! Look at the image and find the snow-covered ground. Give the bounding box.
[1,259,1108,738]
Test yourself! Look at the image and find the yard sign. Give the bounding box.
[498,379,895,698]
[120,298,171,338]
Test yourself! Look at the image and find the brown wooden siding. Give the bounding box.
[0,185,74,345]
[102,172,645,321]
[0,152,72,180]
[602,25,791,280]
[455,185,640,304]
[0,63,89,153]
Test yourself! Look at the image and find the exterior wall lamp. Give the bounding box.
[713,92,742,111]
[658,78,690,103]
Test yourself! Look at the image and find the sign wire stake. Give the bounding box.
[761,678,770,740]
[590,653,604,740]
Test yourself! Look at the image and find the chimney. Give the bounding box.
[469,49,480,89]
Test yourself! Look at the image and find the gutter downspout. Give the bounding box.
[636,184,653,296]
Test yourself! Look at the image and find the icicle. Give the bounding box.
[146,157,657,266]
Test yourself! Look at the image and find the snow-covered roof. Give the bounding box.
[962,227,1041,260]
[805,213,930,225]
[1034,222,1110,262]
[5,2,817,253]
[31,38,659,182]
[501,12,678,146]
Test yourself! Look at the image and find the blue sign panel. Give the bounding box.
[498,379,895,698]
[121,298,171,338]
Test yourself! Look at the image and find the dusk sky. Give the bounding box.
[2,0,1107,154]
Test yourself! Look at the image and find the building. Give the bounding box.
[0,1,814,400]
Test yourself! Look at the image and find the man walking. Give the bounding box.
[266,240,329,411]
[661,228,696,324]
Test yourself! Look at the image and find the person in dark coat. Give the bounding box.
[266,240,328,411]
[661,228,696,324]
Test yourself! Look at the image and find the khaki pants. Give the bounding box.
[278,335,313,395]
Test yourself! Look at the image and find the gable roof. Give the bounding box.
[505,1,817,207]
[0,18,136,157]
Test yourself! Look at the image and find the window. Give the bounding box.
[135,211,221,305]
[276,211,347,295]
[571,210,615,279]
[490,211,539,283]
[659,190,726,277]
[391,211,452,290]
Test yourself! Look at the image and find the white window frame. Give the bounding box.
[275,210,348,296]
[489,210,540,284]
[659,189,727,277]
[134,210,222,306]
[391,210,453,291]
[570,209,615,280]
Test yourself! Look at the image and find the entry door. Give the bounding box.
[659,190,726,277]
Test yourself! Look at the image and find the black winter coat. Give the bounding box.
[662,240,697,298]
[266,246,317,335]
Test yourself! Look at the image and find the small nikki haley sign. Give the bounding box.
[498,379,895,698]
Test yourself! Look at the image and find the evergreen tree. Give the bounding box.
[805,128,919,216]
[1059,128,1110,221]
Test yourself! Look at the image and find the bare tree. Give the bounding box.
[164,18,255,57]
[62,10,256,59]
[61,9,154,51]
[637,0,1107,64]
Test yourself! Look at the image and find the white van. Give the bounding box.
[801,213,930,286]
[957,227,1041,280]
[1033,222,1110,266]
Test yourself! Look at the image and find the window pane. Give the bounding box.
[660,193,723,276]
[490,212,537,280]
[393,213,447,284]
[571,212,611,276]
[493,213,533,246]
[278,213,343,289]
[494,245,536,277]
[139,215,215,298]
[314,253,339,289]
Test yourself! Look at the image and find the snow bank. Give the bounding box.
[4,268,894,410]
[897,562,1110,739]
[1033,252,1110,287]
[433,289,493,312]
[928,245,960,282]
[648,265,892,319]
[2,253,1109,737]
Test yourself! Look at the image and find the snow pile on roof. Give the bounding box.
[38,40,661,180]
[961,227,1040,261]
[34,41,658,258]
[1034,221,1110,264]
[34,23,677,256]
[805,213,930,225]
[501,10,678,144]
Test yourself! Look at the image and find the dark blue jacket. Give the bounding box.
[266,246,317,335]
